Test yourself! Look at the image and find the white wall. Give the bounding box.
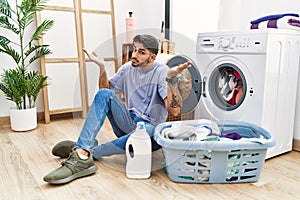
[218,0,241,31]
[169,0,220,61]
[171,0,221,41]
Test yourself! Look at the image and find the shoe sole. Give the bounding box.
[44,164,99,184]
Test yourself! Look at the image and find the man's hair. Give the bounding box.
[133,34,159,55]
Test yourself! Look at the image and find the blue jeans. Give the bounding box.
[74,88,161,159]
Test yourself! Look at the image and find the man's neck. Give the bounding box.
[139,61,155,71]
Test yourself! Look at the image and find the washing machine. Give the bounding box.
[166,30,300,159]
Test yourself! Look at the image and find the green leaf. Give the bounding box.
[0,45,21,64]
[21,0,49,13]
[19,14,34,30]
[0,35,10,48]
[0,67,26,109]
[0,0,12,18]
[0,16,20,34]
[24,44,49,57]
[31,19,54,41]
[28,46,52,64]
[24,70,48,108]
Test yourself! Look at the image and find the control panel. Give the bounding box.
[219,36,253,50]
[197,33,268,54]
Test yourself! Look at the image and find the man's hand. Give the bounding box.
[83,49,109,88]
[167,61,191,79]
[82,49,105,68]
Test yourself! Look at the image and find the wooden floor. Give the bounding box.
[1,117,300,200]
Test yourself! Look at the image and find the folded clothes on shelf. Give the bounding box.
[250,13,300,31]
[250,13,299,24]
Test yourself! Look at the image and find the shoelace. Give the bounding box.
[61,154,78,167]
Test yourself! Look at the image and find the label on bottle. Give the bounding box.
[126,17,135,42]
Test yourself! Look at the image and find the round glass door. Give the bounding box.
[166,55,202,114]
[209,63,247,111]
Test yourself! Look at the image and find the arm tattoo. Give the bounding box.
[168,83,182,108]
[171,94,179,108]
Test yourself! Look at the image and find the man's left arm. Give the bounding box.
[164,61,191,116]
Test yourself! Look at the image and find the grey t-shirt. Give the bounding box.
[109,61,169,126]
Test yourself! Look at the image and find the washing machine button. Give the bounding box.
[220,38,231,50]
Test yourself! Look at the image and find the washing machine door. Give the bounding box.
[166,55,202,114]
[207,62,247,111]
[200,55,254,121]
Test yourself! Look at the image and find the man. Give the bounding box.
[43,34,191,184]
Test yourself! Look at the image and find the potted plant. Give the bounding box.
[0,0,54,131]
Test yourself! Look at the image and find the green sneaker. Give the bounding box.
[52,139,98,158]
[43,150,98,184]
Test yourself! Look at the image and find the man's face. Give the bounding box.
[131,42,154,67]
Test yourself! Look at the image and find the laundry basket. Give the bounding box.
[154,120,275,183]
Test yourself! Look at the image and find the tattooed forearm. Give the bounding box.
[168,82,182,108]
[170,94,179,108]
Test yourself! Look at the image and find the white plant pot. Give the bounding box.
[10,107,37,131]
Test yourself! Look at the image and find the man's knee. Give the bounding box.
[95,88,114,100]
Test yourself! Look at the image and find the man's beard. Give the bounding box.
[131,56,151,67]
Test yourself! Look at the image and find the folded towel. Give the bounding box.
[250,16,300,30]
[288,18,300,28]
[250,13,299,24]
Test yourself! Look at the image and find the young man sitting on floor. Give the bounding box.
[43,34,191,184]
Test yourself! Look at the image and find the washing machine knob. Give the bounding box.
[220,38,231,50]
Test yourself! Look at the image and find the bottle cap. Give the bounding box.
[137,121,145,130]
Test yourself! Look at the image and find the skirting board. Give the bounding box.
[0,111,81,126]
[293,138,300,152]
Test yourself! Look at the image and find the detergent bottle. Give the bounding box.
[125,121,152,179]
[125,11,136,42]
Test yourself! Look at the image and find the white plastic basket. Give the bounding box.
[154,120,275,183]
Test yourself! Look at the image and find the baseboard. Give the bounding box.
[293,138,300,152]
[0,111,82,126]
